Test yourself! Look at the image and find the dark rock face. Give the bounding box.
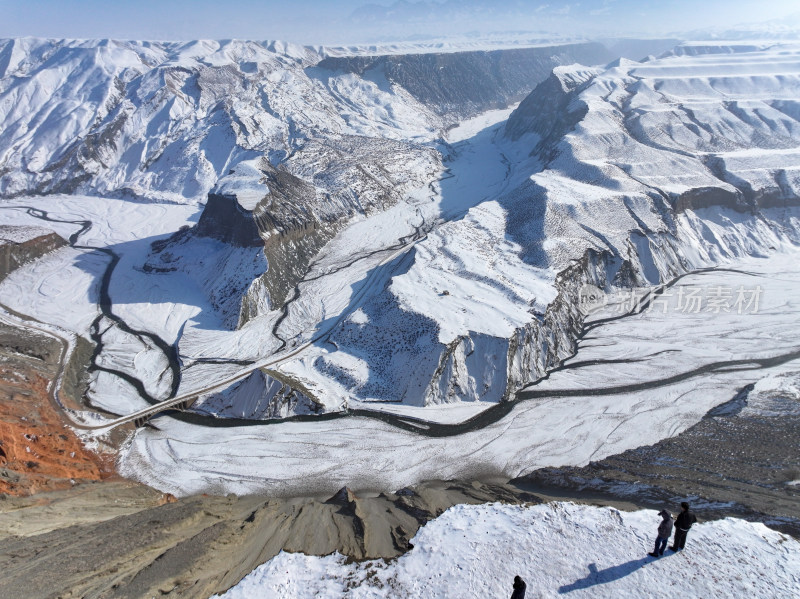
[674,186,749,213]
[315,43,615,120]
[0,227,66,281]
[674,182,800,214]
[194,194,263,247]
[504,67,596,148]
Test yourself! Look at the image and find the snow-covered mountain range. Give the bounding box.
[1,37,799,484]
[0,37,617,202]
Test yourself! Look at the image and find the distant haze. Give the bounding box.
[0,0,798,44]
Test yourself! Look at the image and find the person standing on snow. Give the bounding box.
[648,509,673,557]
[671,501,698,551]
[510,575,526,599]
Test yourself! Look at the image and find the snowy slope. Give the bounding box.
[4,40,800,497]
[120,251,800,496]
[217,502,800,599]
[0,38,438,202]
[0,37,615,203]
[270,40,800,412]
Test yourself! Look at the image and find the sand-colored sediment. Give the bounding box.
[0,478,545,599]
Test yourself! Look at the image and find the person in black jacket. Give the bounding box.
[510,575,526,599]
[649,509,674,557]
[671,501,698,551]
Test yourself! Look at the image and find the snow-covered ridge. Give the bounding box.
[286,40,800,413]
[0,37,616,203]
[0,224,66,279]
[218,502,800,598]
[316,35,587,57]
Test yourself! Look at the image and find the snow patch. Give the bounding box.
[217,502,800,599]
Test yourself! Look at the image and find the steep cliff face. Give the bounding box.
[0,226,66,281]
[315,43,615,121]
[420,203,800,409]
[290,42,800,413]
[504,64,600,147]
[144,170,269,329]
[194,194,263,248]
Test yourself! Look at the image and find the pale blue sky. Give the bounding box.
[0,1,797,44]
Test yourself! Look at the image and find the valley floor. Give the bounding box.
[120,249,800,497]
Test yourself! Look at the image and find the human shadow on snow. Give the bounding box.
[558,557,656,594]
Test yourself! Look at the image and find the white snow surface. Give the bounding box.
[3,40,800,492]
[217,502,800,599]
[0,37,441,202]
[119,251,800,496]
[0,196,199,338]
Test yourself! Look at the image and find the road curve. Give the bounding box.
[4,204,793,440]
[0,203,430,431]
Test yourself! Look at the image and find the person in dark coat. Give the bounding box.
[510,575,526,599]
[671,501,698,551]
[648,509,673,557]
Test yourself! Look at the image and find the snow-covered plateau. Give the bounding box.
[0,38,799,497]
[217,501,800,599]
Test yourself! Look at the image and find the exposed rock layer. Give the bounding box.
[317,43,615,119]
[0,226,65,281]
[0,321,113,495]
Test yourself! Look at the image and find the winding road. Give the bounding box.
[4,206,797,440]
[0,203,433,430]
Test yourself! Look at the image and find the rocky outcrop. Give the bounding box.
[316,43,615,120]
[0,321,113,496]
[504,65,599,145]
[194,367,322,420]
[0,477,541,599]
[674,186,749,213]
[249,162,335,311]
[0,226,65,281]
[194,194,263,247]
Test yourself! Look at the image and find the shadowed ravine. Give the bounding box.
[270,213,430,353]
[6,205,800,441]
